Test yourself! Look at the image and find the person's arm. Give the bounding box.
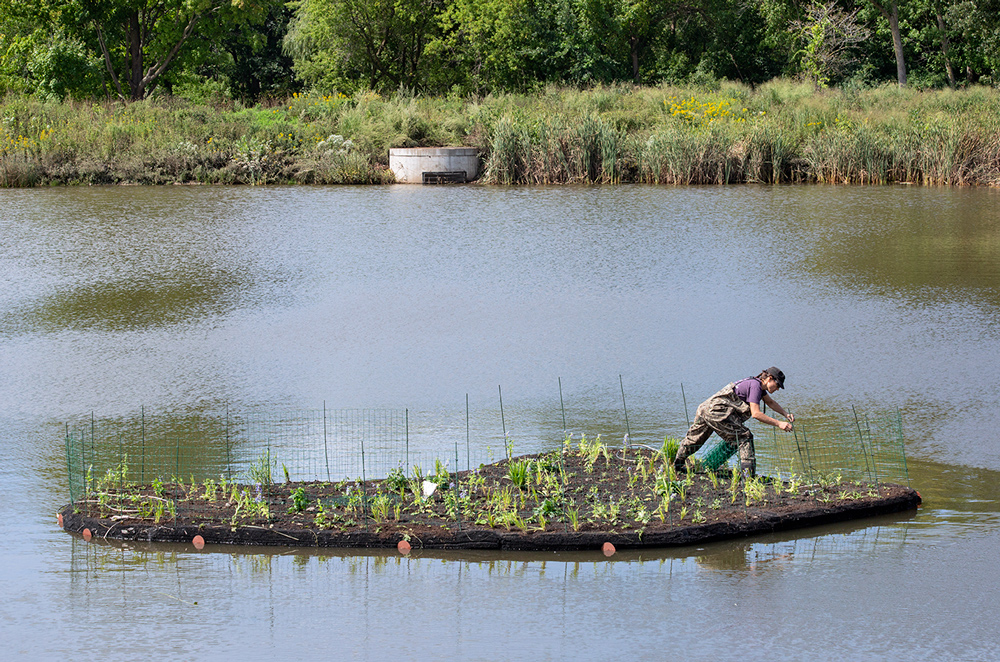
[750,399,793,431]
[762,394,794,422]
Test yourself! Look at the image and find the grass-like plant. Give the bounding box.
[579,434,609,472]
[507,459,530,490]
[662,437,681,463]
[247,450,275,487]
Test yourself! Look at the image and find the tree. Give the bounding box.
[944,0,1000,82]
[0,1,104,98]
[933,3,956,87]
[791,1,869,86]
[78,0,279,101]
[867,0,908,85]
[284,0,443,93]
[211,3,301,101]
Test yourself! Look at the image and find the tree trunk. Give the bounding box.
[630,36,640,84]
[936,13,956,89]
[871,1,907,87]
[887,6,907,86]
[128,11,144,101]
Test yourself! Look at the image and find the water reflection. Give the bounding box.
[3,267,251,333]
[70,509,918,576]
[802,188,1000,299]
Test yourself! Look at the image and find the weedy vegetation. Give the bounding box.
[70,435,901,539]
[4,81,1000,187]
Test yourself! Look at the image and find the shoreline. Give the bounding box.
[4,81,1000,188]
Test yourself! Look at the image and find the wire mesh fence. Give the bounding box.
[750,409,909,487]
[64,405,910,508]
[65,408,413,506]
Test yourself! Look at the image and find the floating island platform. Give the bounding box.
[61,445,920,552]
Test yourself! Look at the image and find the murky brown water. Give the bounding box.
[2,184,999,659]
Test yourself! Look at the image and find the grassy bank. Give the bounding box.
[3,80,1000,187]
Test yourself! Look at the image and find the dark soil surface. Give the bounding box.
[61,445,920,551]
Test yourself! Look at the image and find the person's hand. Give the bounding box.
[779,421,793,432]
[786,412,795,423]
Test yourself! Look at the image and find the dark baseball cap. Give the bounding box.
[765,366,786,389]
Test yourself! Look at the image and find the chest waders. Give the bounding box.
[674,382,758,476]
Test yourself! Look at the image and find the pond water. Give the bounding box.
[1,184,999,659]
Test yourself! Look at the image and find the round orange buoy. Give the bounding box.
[82,528,92,541]
[602,542,615,557]
[57,513,63,528]
[397,539,411,555]
[192,535,205,550]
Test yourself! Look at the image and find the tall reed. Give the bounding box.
[2,81,999,187]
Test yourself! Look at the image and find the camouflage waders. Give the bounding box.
[674,383,757,476]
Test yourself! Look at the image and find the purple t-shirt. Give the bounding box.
[733,377,764,405]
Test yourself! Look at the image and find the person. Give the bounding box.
[673,367,794,477]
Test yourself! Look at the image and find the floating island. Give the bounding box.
[61,441,920,552]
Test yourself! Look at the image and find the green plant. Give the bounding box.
[408,465,424,502]
[137,497,155,519]
[345,484,365,516]
[818,472,844,487]
[433,459,451,490]
[729,468,741,503]
[662,436,681,463]
[385,466,408,492]
[104,454,130,490]
[567,505,580,531]
[507,459,530,490]
[314,503,337,529]
[744,476,767,505]
[533,497,560,520]
[579,434,610,471]
[607,498,620,523]
[202,477,217,502]
[288,486,308,513]
[634,504,652,526]
[152,476,164,497]
[371,492,392,521]
[656,495,671,522]
[248,450,275,486]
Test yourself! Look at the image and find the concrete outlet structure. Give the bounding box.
[389,147,479,184]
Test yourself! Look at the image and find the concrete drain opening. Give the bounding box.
[422,171,467,184]
[389,147,478,184]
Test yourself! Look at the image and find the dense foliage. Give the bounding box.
[2,0,999,101]
[2,81,999,187]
